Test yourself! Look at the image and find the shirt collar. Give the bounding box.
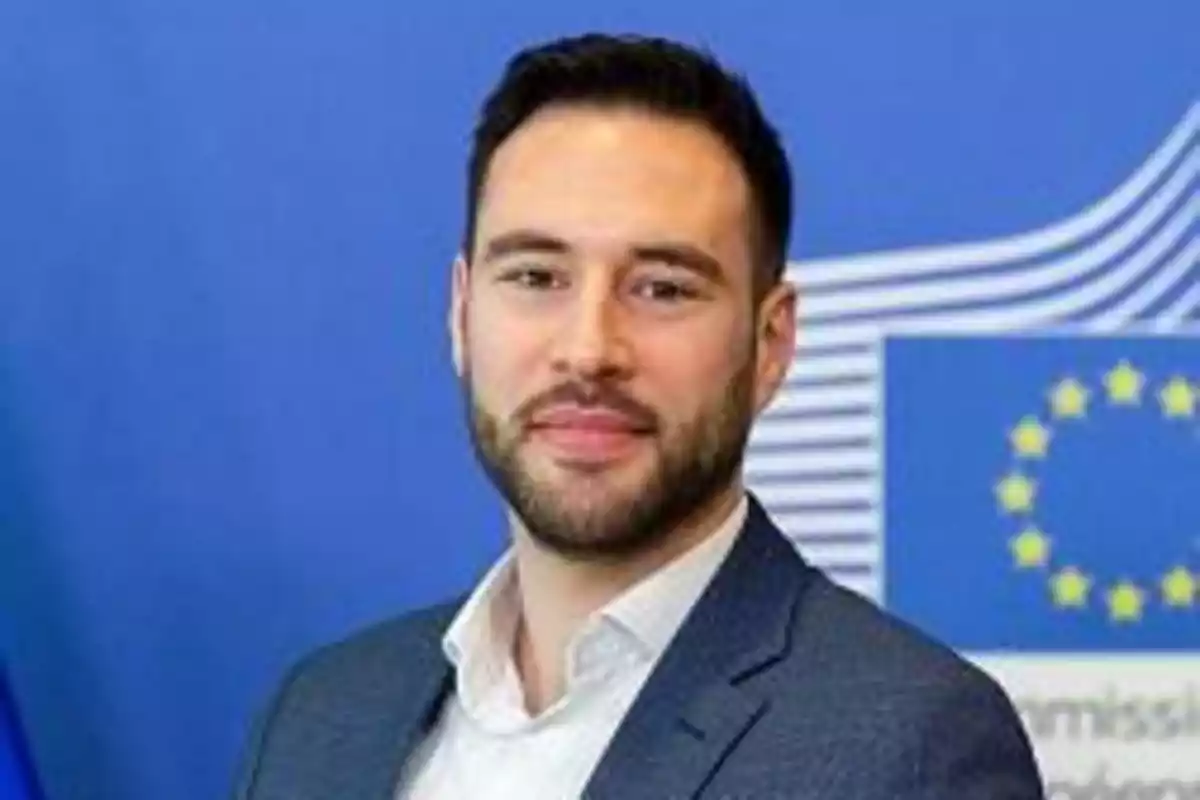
[441,492,749,680]
[442,549,520,672]
[595,493,748,661]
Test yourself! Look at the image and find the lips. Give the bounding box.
[527,405,653,464]
[530,406,651,432]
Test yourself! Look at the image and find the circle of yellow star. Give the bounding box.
[1050,566,1091,608]
[995,472,1036,514]
[1161,567,1197,608]
[1009,416,1051,459]
[1049,377,1090,419]
[1158,377,1196,419]
[1106,581,1145,623]
[1009,527,1052,569]
[1103,360,1145,405]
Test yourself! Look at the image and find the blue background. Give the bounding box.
[1,2,1196,798]
[0,671,41,800]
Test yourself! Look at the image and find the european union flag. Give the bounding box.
[0,670,41,800]
[883,333,1200,652]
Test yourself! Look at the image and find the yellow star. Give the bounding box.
[995,472,1036,514]
[1103,360,1145,405]
[1009,416,1051,459]
[1050,567,1091,608]
[1161,567,1197,608]
[1009,527,1051,568]
[1158,377,1196,419]
[1106,581,1145,623]
[1049,377,1090,419]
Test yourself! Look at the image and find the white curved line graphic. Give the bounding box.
[1156,282,1200,327]
[797,199,1196,347]
[790,103,1198,289]
[799,159,1197,320]
[750,415,876,445]
[785,353,878,384]
[745,105,1198,593]
[754,479,878,507]
[769,384,876,415]
[774,511,877,535]
[791,542,877,566]
[744,450,877,477]
[1087,242,1200,329]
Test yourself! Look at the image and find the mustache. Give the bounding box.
[516,381,659,432]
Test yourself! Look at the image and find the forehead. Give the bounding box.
[474,105,754,259]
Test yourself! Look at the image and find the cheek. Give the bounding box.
[644,330,749,413]
[464,310,547,409]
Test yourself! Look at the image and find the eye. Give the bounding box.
[632,278,700,303]
[497,265,567,291]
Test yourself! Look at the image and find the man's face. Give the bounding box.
[450,104,794,560]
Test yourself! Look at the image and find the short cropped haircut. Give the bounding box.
[462,33,793,296]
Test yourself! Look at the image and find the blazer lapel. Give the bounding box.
[583,494,814,800]
[345,602,461,800]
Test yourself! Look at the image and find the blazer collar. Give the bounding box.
[386,492,811,800]
[581,492,813,799]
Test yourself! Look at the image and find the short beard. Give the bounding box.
[461,357,757,562]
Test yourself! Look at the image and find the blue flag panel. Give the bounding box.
[884,333,1200,651]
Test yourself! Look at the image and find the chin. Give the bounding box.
[523,508,667,562]
[529,449,654,495]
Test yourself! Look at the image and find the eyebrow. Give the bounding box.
[480,230,570,264]
[629,243,726,285]
[480,229,726,284]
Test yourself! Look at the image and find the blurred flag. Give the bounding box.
[883,333,1200,651]
[0,668,41,800]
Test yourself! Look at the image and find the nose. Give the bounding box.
[551,279,633,382]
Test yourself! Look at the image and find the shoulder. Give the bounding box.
[763,571,1043,789]
[275,596,464,702]
[793,573,984,678]
[296,598,463,672]
[783,571,1017,713]
[231,598,464,798]
[742,500,1017,709]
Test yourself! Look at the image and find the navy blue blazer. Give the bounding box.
[234,495,1045,799]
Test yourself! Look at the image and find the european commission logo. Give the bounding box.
[883,333,1199,651]
[742,102,1198,648]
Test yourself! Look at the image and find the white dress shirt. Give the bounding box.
[394,494,749,800]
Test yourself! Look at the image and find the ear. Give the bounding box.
[448,254,470,378]
[753,280,797,416]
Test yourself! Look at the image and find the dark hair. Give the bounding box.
[462,32,793,296]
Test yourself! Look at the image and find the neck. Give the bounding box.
[509,480,744,714]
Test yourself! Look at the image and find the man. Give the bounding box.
[234,33,1045,799]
